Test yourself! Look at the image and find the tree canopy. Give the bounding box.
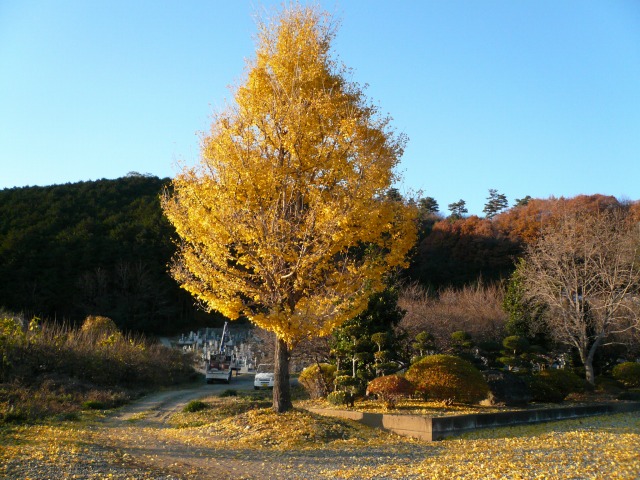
[162,5,417,411]
[447,199,468,219]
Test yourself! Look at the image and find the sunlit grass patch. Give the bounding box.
[170,393,272,428]
[125,410,152,422]
[169,394,405,451]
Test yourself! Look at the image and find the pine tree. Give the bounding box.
[483,189,509,219]
[447,199,468,219]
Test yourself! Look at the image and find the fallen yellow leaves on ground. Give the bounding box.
[297,397,520,416]
[1,396,639,479]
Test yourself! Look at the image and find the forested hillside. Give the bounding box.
[0,174,222,333]
[407,193,639,288]
[1,174,636,335]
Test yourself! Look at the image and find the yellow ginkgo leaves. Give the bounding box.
[162,4,416,349]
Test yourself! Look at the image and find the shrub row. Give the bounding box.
[299,354,616,407]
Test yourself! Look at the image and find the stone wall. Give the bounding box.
[307,402,640,441]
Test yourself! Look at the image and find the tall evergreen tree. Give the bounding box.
[419,196,439,214]
[447,199,468,219]
[483,189,508,219]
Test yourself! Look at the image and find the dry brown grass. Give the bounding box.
[0,315,197,424]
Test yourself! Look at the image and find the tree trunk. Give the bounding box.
[583,337,603,386]
[273,337,292,413]
[575,334,603,386]
[584,360,596,386]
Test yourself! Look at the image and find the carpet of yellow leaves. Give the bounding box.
[327,413,640,479]
[297,397,519,416]
[1,395,638,479]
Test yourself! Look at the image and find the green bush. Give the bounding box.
[528,368,585,403]
[183,400,209,413]
[451,331,472,348]
[0,317,27,382]
[404,355,489,404]
[410,355,426,365]
[595,376,624,394]
[617,390,640,401]
[326,391,348,406]
[366,374,414,409]
[82,400,106,410]
[502,336,529,355]
[220,389,238,397]
[334,375,358,390]
[612,362,640,388]
[299,363,336,399]
[80,315,121,341]
[482,369,531,406]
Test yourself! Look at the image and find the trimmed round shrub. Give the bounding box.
[528,368,585,403]
[366,374,415,409]
[326,391,348,406]
[595,376,624,394]
[299,363,336,399]
[527,375,564,403]
[502,336,530,354]
[612,362,640,388]
[482,369,531,406]
[220,389,238,397]
[82,400,106,410]
[618,391,640,401]
[451,331,473,349]
[405,355,489,404]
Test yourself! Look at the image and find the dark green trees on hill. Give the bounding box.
[0,174,217,333]
[3,180,636,340]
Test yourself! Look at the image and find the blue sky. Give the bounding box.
[1,1,638,216]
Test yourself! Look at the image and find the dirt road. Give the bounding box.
[94,374,381,480]
[99,374,279,479]
[5,375,639,479]
[114,374,255,423]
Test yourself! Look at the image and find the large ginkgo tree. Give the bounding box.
[162,4,417,412]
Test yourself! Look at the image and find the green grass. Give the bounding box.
[182,400,210,413]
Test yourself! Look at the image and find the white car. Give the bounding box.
[254,364,275,390]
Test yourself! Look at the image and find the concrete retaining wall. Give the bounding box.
[307,402,640,441]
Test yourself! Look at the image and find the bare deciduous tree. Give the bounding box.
[521,210,640,384]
